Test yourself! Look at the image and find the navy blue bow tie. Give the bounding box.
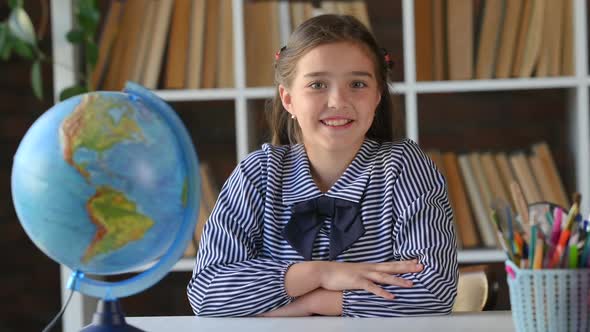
[282,196,365,260]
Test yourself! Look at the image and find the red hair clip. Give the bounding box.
[275,46,287,61]
[381,48,394,70]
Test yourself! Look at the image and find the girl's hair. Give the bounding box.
[266,14,398,145]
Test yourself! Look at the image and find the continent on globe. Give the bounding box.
[60,94,144,181]
[82,186,155,263]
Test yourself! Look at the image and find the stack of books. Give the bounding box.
[426,141,568,249]
[415,0,574,81]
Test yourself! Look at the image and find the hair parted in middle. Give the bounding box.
[266,14,399,146]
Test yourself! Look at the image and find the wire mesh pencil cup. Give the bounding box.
[505,260,590,332]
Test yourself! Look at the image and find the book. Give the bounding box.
[202,0,221,89]
[415,0,434,81]
[443,152,480,248]
[90,0,124,90]
[535,3,549,76]
[426,149,445,174]
[480,152,510,203]
[511,0,533,77]
[164,0,192,89]
[245,1,280,87]
[320,1,339,14]
[432,0,446,80]
[194,163,220,247]
[142,0,174,88]
[348,0,372,31]
[495,0,523,78]
[469,153,494,219]
[494,152,518,211]
[115,0,147,89]
[532,142,569,207]
[186,0,207,89]
[290,2,308,31]
[130,0,157,84]
[447,0,473,80]
[548,0,564,76]
[102,0,134,90]
[475,0,504,79]
[535,0,561,77]
[518,0,546,77]
[458,154,498,247]
[217,0,234,88]
[193,190,211,250]
[561,0,574,75]
[510,152,543,203]
[183,236,197,257]
[528,153,555,203]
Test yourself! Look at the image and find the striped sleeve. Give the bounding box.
[341,140,458,317]
[186,151,295,316]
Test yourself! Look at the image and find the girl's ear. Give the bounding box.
[279,84,293,114]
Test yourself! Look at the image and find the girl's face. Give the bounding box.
[279,42,382,154]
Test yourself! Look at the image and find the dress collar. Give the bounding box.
[281,139,380,206]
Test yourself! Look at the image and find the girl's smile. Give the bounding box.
[320,117,354,128]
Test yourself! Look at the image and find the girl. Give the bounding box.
[187,14,457,317]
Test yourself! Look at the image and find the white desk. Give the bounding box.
[127,311,515,332]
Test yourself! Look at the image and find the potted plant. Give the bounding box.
[0,0,100,100]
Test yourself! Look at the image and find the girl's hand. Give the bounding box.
[318,259,423,300]
[258,288,342,317]
[257,297,312,317]
[304,288,342,316]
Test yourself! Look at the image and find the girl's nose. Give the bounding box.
[327,86,349,109]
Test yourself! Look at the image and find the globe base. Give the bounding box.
[80,299,144,332]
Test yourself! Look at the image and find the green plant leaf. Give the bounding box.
[8,7,37,46]
[78,0,97,12]
[0,24,7,52]
[86,41,98,66]
[31,60,43,100]
[12,39,33,59]
[77,1,100,34]
[59,85,88,101]
[1,46,12,60]
[66,29,85,44]
[0,37,13,60]
[8,0,23,9]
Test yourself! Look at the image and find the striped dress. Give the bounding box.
[187,138,458,317]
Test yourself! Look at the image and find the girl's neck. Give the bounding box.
[304,141,364,192]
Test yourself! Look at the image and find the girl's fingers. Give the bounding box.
[364,281,395,300]
[367,272,413,288]
[375,260,423,274]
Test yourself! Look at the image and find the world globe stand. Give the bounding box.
[10,81,201,332]
[81,299,143,332]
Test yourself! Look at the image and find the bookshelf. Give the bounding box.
[51,0,590,330]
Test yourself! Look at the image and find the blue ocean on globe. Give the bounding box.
[12,84,199,281]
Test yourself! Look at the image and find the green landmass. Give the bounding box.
[60,94,144,180]
[82,186,154,263]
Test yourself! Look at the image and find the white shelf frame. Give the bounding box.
[51,1,590,331]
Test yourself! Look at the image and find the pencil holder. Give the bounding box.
[505,260,590,332]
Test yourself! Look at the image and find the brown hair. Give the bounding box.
[266,14,397,145]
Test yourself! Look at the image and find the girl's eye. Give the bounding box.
[309,82,326,89]
[351,81,367,88]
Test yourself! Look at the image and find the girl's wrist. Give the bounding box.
[305,288,343,316]
[284,261,323,297]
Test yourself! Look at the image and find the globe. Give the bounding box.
[11,82,200,316]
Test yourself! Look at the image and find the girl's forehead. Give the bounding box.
[296,42,376,72]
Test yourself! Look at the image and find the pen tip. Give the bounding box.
[573,192,581,207]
